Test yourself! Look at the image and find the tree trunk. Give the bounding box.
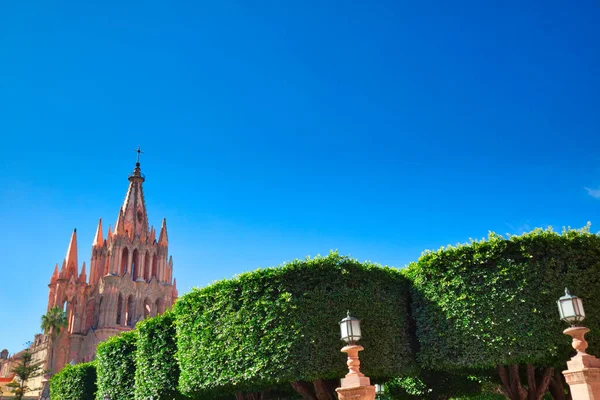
[534,367,554,400]
[313,378,337,400]
[292,379,338,400]
[292,381,318,400]
[236,391,270,400]
[549,370,571,400]
[498,364,554,400]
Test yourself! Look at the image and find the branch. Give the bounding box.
[291,381,318,400]
[527,364,536,399]
[509,364,526,399]
[535,367,554,400]
[499,365,516,399]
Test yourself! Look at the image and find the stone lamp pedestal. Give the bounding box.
[562,326,600,399]
[335,345,375,400]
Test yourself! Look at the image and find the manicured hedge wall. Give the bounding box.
[50,361,97,400]
[96,330,137,400]
[174,252,414,398]
[135,311,185,400]
[405,228,600,370]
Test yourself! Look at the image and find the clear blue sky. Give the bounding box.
[0,0,599,354]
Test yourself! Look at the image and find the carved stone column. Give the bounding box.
[335,345,375,400]
[562,326,600,399]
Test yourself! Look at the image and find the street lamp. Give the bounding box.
[557,288,590,357]
[335,311,375,400]
[557,288,585,326]
[340,311,361,345]
[375,383,385,399]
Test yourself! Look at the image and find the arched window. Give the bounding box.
[85,300,95,331]
[143,298,151,319]
[152,256,158,281]
[121,247,129,276]
[131,249,139,281]
[144,252,151,282]
[116,294,123,325]
[126,295,136,327]
[104,252,110,276]
[155,297,165,315]
[94,297,103,328]
[68,298,77,333]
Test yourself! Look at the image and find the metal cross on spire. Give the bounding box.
[134,146,144,164]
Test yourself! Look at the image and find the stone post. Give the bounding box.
[562,326,600,399]
[335,345,375,400]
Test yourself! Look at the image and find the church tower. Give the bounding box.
[46,152,178,373]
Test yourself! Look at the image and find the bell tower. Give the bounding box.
[46,148,178,374]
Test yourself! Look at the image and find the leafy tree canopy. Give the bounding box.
[174,252,415,398]
[405,227,600,371]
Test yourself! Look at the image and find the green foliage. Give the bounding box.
[7,349,43,400]
[41,306,68,373]
[41,306,68,337]
[50,361,97,400]
[174,252,414,398]
[96,330,137,400]
[135,311,186,400]
[384,370,482,400]
[405,227,600,370]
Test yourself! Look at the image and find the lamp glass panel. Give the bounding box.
[351,319,361,339]
[575,298,585,318]
[560,298,576,319]
[340,321,349,341]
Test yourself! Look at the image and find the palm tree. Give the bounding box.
[40,306,68,374]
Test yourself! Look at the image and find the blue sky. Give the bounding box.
[0,0,599,354]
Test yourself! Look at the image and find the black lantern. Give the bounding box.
[339,311,361,344]
[557,288,585,326]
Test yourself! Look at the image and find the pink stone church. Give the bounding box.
[0,157,178,397]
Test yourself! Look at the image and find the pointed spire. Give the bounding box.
[79,262,87,283]
[149,226,155,243]
[59,259,67,279]
[116,152,148,240]
[172,278,178,300]
[158,218,168,246]
[50,264,59,284]
[115,209,125,236]
[65,229,78,276]
[93,218,103,247]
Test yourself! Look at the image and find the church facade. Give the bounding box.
[0,158,177,397]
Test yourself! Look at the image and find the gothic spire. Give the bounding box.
[116,148,149,239]
[115,209,125,236]
[65,228,78,277]
[158,218,168,247]
[59,259,67,279]
[50,264,59,284]
[93,218,103,247]
[79,262,87,283]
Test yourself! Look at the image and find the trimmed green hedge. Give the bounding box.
[405,227,600,370]
[174,252,414,398]
[50,361,97,400]
[135,311,185,400]
[384,370,483,399]
[96,330,137,400]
